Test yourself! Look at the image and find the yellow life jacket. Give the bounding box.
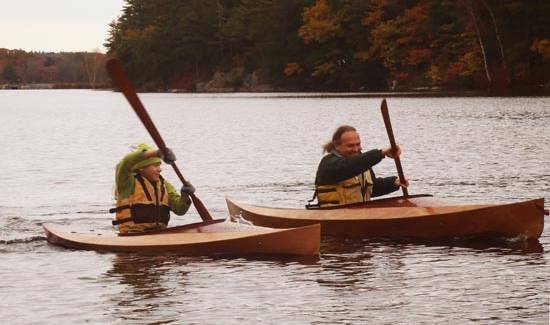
[112,174,171,233]
[315,169,374,207]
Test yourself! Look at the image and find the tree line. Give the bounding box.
[105,0,550,92]
[3,1,548,92]
[0,49,109,88]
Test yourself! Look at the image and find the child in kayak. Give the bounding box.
[112,143,194,233]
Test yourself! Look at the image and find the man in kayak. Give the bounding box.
[312,125,408,207]
[111,144,194,233]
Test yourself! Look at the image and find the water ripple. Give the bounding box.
[1,92,549,324]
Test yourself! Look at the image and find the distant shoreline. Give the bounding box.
[2,83,549,97]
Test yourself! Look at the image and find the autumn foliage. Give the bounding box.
[99,0,550,92]
[0,49,109,88]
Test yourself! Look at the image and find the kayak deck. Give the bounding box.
[44,219,320,256]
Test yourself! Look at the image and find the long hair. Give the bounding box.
[322,125,356,153]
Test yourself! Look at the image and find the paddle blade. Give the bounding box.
[106,58,168,152]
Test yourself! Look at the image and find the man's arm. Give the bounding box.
[316,149,385,185]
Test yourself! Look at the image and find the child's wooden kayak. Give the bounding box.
[226,195,546,240]
[44,219,320,256]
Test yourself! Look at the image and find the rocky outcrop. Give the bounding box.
[197,68,274,92]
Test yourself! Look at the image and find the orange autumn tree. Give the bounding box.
[298,0,342,44]
[363,1,482,89]
[297,0,342,79]
[294,0,389,90]
[531,39,550,60]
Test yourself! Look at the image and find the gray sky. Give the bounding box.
[1,0,125,52]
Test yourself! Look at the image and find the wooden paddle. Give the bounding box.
[380,98,409,197]
[106,58,213,221]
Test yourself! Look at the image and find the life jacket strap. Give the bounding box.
[135,174,153,201]
[306,188,341,208]
[306,190,319,209]
[160,176,166,202]
[316,187,337,193]
[342,183,361,189]
[112,204,171,226]
[318,199,340,205]
[112,217,133,225]
[109,205,130,213]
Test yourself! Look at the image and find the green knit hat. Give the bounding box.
[132,143,162,171]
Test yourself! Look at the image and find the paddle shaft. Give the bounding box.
[106,58,213,221]
[381,99,409,197]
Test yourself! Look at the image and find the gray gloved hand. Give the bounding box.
[180,181,196,196]
[157,148,176,164]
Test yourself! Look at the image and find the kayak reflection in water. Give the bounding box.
[111,143,195,234]
[311,125,409,208]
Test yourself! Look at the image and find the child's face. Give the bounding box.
[140,163,162,182]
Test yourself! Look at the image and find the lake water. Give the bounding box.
[1,90,549,324]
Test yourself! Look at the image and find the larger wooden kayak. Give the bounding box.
[44,219,320,256]
[226,195,546,240]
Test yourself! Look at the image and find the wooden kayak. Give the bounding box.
[44,219,320,256]
[226,195,546,240]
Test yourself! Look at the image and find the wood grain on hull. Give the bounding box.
[226,197,545,239]
[44,220,320,256]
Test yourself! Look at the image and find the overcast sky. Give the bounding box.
[0,0,125,52]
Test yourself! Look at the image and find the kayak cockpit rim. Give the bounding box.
[305,194,434,210]
[118,219,227,236]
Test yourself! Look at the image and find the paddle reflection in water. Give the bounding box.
[102,254,319,323]
[102,254,323,323]
[103,255,192,323]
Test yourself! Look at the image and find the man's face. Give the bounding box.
[140,163,162,182]
[335,131,362,157]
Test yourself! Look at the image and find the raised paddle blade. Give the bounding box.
[106,59,168,153]
[106,58,213,221]
[381,99,409,197]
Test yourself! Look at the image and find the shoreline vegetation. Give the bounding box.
[1,45,548,96]
[2,1,549,97]
[2,83,548,97]
[104,1,550,96]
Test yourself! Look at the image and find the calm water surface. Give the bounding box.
[1,90,549,324]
